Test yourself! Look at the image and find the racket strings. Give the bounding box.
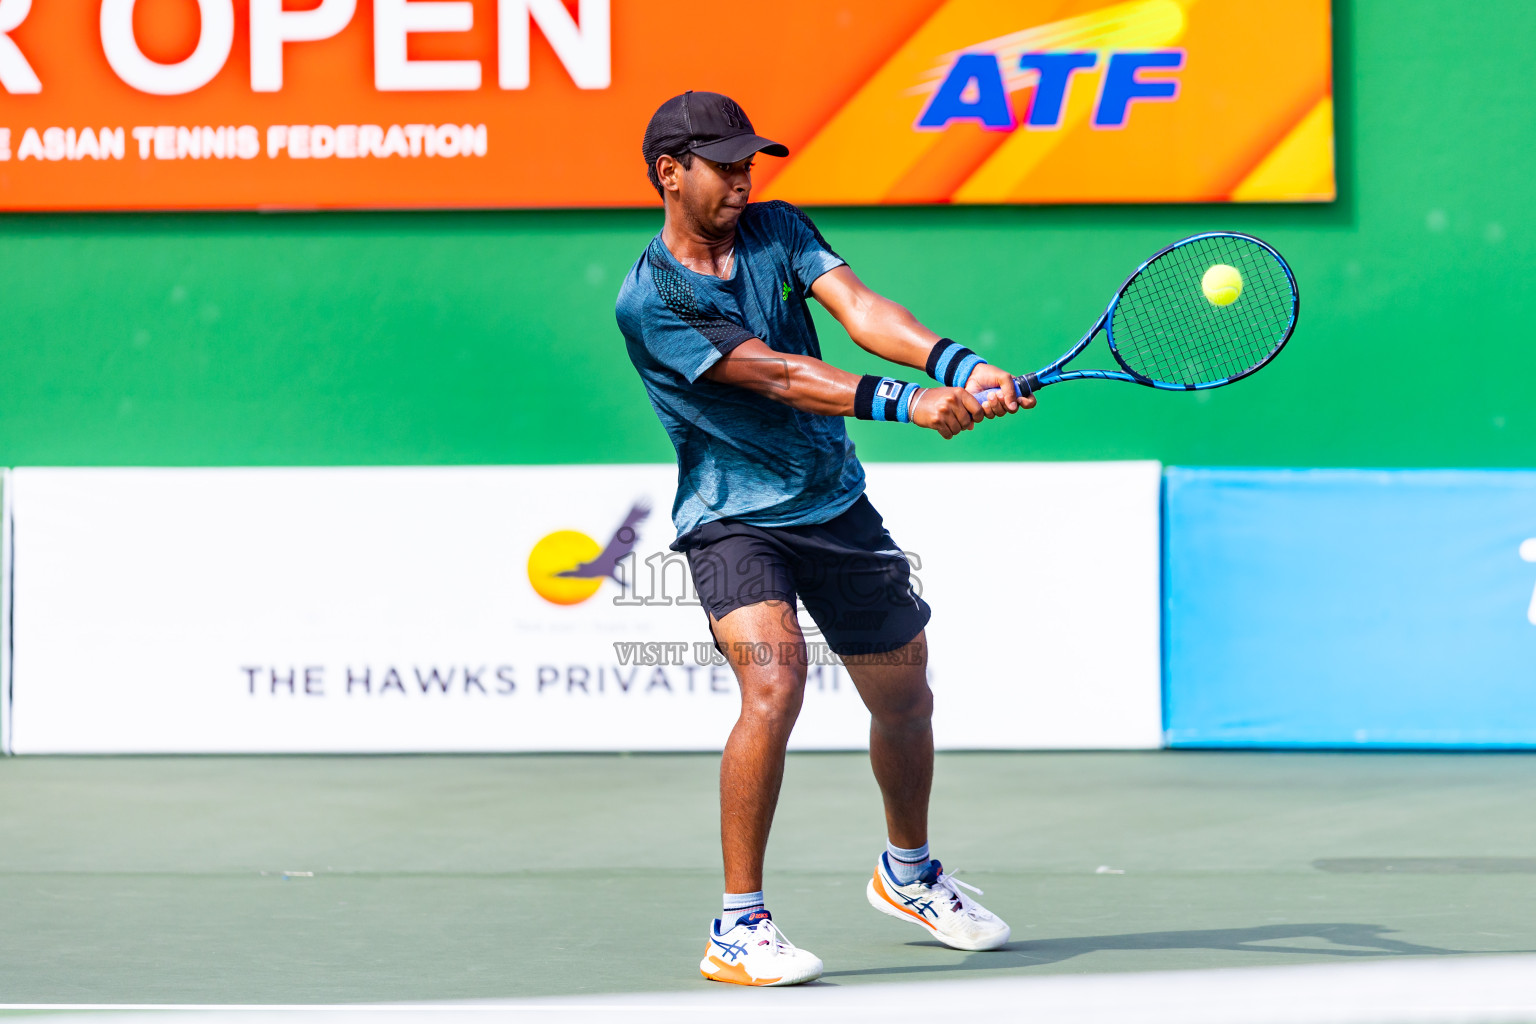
[1124,238,1285,381]
[1118,237,1275,381]
[1110,235,1294,387]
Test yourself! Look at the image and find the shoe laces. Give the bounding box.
[933,869,986,920]
[749,916,799,956]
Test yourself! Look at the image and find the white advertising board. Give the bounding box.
[8,463,1162,753]
[1,468,11,755]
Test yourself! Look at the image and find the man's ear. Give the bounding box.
[656,154,682,194]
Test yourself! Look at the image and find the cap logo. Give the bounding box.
[720,100,744,129]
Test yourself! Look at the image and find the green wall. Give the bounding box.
[0,1,1529,468]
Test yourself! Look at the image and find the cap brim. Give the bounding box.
[691,134,790,162]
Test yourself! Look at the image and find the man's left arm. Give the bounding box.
[809,265,1034,418]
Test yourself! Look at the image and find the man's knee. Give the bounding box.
[873,675,933,731]
[738,664,808,726]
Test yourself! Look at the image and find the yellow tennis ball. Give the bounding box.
[1201,264,1243,306]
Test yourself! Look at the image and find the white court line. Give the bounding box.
[5,954,1536,1023]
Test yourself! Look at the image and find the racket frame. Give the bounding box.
[1012,231,1298,398]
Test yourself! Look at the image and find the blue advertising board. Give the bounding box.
[1165,469,1536,747]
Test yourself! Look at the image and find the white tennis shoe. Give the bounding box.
[699,911,823,987]
[867,853,1011,951]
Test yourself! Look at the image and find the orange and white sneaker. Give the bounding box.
[699,910,823,987]
[867,853,1011,951]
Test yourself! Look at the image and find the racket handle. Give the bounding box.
[970,373,1036,407]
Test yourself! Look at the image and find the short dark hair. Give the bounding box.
[646,150,694,200]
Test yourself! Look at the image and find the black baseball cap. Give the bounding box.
[642,91,789,169]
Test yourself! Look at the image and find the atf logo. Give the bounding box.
[916,0,1186,131]
[527,501,650,606]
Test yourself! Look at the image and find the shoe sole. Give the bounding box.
[699,954,822,987]
[866,875,1012,952]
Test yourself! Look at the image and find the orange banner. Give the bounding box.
[0,0,1332,210]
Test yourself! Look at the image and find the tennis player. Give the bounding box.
[615,91,1033,987]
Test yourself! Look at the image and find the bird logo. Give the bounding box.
[526,501,651,606]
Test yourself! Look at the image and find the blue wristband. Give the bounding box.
[854,375,924,423]
[926,338,987,387]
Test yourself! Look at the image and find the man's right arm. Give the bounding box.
[703,338,985,441]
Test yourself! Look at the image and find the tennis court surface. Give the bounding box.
[2,750,1533,1018]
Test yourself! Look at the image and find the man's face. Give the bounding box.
[660,153,755,235]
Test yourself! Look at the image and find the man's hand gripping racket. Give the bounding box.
[974,232,1299,407]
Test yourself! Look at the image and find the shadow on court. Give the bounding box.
[824,923,1475,979]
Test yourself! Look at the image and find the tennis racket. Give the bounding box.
[973,232,1298,404]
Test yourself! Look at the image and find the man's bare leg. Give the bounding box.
[710,600,808,894]
[847,632,1008,950]
[843,632,933,850]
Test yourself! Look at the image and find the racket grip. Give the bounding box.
[970,374,1036,407]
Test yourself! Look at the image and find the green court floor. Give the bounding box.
[0,752,1532,1003]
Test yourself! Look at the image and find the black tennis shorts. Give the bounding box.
[676,495,931,657]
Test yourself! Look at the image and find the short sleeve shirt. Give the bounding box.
[615,201,866,542]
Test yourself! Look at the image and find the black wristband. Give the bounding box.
[925,338,987,387]
[853,375,923,423]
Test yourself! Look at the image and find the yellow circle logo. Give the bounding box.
[527,530,605,605]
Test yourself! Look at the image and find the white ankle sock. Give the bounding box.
[722,890,766,928]
[886,841,931,885]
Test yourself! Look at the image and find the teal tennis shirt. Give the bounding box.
[616,201,865,542]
